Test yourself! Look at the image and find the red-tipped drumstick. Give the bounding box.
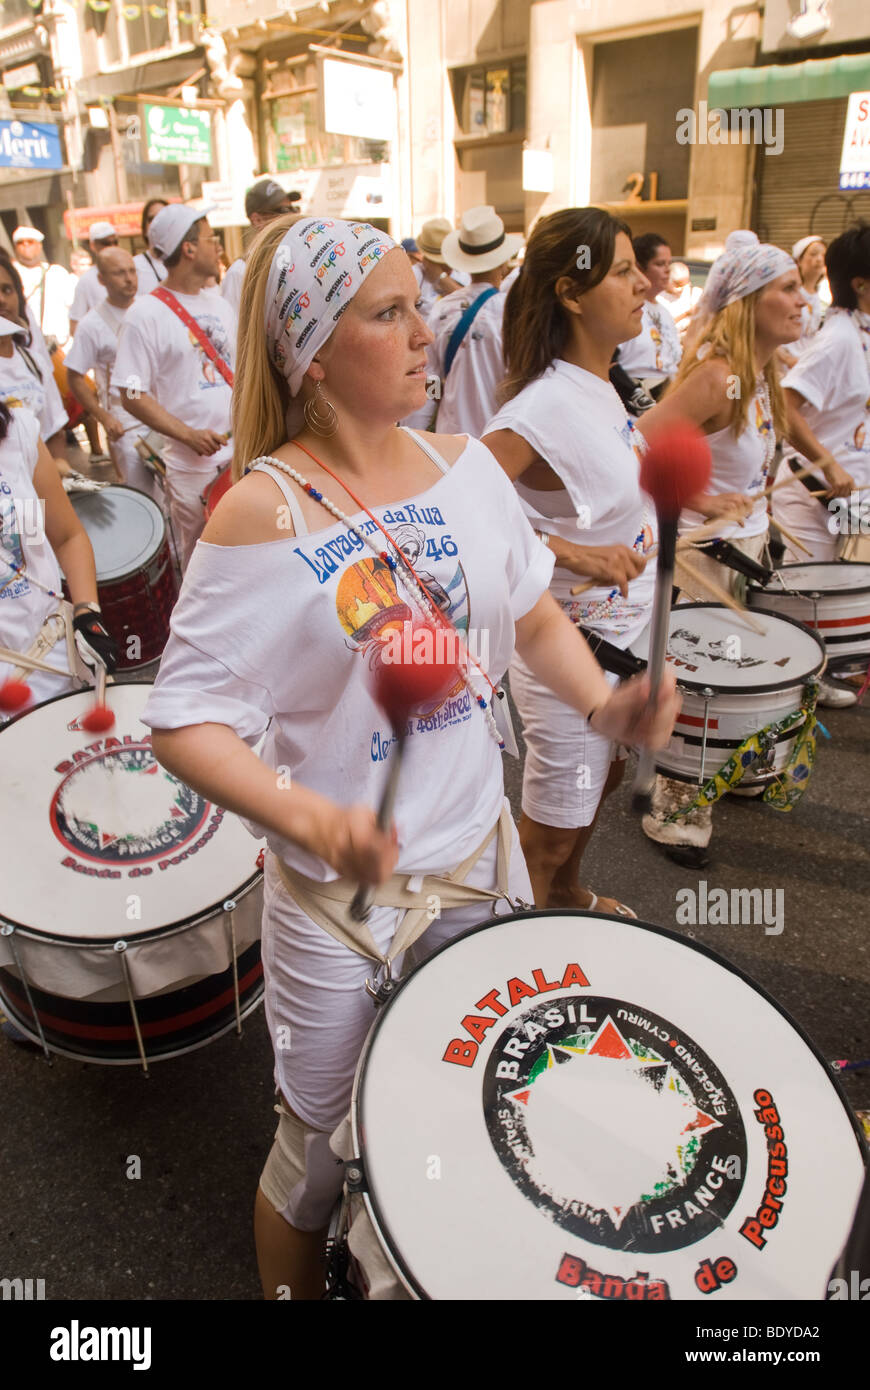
[81,656,116,733]
[632,422,712,814]
[350,620,459,923]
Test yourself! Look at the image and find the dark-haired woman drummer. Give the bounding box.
[483,208,655,915]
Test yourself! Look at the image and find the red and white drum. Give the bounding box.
[631,604,825,786]
[0,684,264,1067]
[748,562,870,675]
[65,485,178,669]
[202,466,232,519]
[337,911,865,1300]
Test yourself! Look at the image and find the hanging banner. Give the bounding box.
[143,104,212,166]
[839,91,870,191]
[0,119,64,170]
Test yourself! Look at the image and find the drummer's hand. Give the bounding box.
[562,544,646,598]
[819,455,855,499]
[72,612,119,675]
[589,671,681,750]
[102,413,125,443]
[690,491,755,524]
[314,804,399,884]
[185,427,225,457]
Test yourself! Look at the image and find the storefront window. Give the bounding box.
[95,0,203,67]
[451,60,526,138]
[267,81,386,173]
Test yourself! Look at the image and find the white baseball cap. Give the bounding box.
[88,220,117,243]
[147,202,217,259]
[12,226,43,243]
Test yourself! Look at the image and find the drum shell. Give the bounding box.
[654,683,810,785]
[64,486,178,668]
[748,562,870,669]
[0,875,263,1064]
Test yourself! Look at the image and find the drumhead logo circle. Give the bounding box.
[51,740,211,864]
[483,996,747,1253]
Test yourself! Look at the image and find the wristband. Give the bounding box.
[535,529,550,548]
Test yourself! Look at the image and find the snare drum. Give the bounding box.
[748,562,870,676]
[335,910,865,1300]
[630,604,825,786]
[202,466,232,519]
[0,684,264,1067]
[65,485,178,669]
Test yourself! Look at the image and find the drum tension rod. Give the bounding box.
[115,940,149,1076]
[0,924,52,1062]
[344,1159,368,1194]
[223,899,243,1036]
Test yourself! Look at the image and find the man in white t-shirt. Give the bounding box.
[69,221,119,333]
[404,206,522,435]
[13,226,75,351]
[657,261,701,340]
[221,179,300,316]
[65,248,157,499]
[114,203,236,569]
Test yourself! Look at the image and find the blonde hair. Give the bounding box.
[232,213,306,480]
[670,290,786,439]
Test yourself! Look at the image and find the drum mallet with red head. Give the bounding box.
[632,422,712,814]
[350,619,459,923]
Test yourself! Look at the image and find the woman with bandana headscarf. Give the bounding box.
[637,231,851,864]
[140,214,679,1299]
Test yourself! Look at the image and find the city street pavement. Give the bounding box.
[1,675,866,1301]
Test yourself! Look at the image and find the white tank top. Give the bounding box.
[679,378,774,541]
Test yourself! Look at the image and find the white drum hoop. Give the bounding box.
[347,910,866,1301]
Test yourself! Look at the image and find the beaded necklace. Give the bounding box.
[755,374,776,483]
[0,555,62,600]
[245,442,506,748]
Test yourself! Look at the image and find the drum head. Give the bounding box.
[66,486,165,581]
[631,603,824,693]
[760,562,870,596]
[354,912,865,1301]
[0,685,262,942]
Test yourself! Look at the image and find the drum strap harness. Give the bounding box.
[150,288,234,388]
[275,806,525,1003]
[662,678,820,822]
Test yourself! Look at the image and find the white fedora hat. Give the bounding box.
[441,206,523,274]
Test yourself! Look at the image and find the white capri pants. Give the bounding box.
[166,465,223,571]
[258,804,533,1230]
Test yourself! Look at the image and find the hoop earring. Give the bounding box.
[303,381,338,437]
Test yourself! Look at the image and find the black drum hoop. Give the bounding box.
[352,908,868,1301]
[750,560,870,600]
[642,603,826,697]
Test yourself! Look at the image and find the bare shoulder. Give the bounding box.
[201,468,296,547]
[412,430,471,467]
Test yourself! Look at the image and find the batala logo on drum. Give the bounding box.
[51,733,220,866]
[483,998,747,1255]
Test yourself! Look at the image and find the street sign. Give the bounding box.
[200,180,247,228]
[143,104,212,167]
[0,118,63,170]
[839,91,870,191]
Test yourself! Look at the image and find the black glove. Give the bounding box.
[73,612,119,674]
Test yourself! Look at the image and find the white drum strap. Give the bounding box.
[275,805,515,967]
[2,603,81,683]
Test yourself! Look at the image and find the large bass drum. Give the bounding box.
[333,911,865,1300]
[0,684,264,1067]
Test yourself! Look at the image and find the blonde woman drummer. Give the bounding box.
[638,231,849,864]
[141,214,679,1300]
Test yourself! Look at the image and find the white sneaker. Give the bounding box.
[818,678,858,709]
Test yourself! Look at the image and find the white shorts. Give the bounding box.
[509,653,620,830]
[770,472,840,564]
[260,804,532,1139]
[166,466,222,571]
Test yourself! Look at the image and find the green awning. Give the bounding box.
[709,53,870,108]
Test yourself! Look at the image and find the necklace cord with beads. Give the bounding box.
[288,436,498,700]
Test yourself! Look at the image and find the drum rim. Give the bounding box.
[640,602,827,696]
[750,560,870,599]
[65,484,167,583]
[0,682,264,945]
[352,908,867,1301]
